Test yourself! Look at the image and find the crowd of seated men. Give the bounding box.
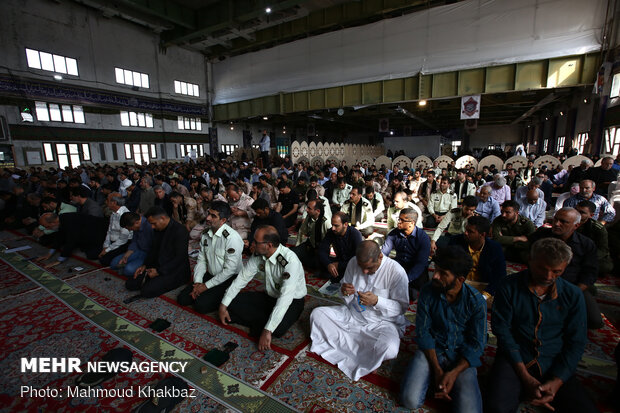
[0,151,618,412]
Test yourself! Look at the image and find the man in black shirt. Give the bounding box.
[249,198,288,248]
[317,212,363,283]
[276,181,299,228]
[528,207,601,329]
[127,206,190,298]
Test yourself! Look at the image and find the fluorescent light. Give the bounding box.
[53,74,63,80]
[418,100,427,106]
[263,116,268,120]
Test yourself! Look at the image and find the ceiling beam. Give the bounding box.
[511,93,558,125]
[100,0,194,29]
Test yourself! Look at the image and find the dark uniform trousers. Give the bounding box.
[227,292,305,338]
[485,353,598,413]
[99,243,129,267]
[125,272,186,298]
[291,241,317,269]
[177,274,237,313]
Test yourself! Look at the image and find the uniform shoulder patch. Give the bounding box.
[222,229,230,238]
[276,253,289,268]
[227,248,235,254]
[282,272,290,280]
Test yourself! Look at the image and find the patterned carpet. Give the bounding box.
[0,229,618,412]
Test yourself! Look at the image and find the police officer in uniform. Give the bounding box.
[177,201,243,313]
[219,225,307,351]
[341,185,375,237]
[293,199,330,268]
[576,200,614,275]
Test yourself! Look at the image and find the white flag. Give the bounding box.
[461,95,481,120]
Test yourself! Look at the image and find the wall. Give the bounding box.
[383,136,442,158]
[468,125,522,148]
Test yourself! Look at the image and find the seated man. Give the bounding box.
[491,200,536,263]
[71,186,103,217]
[575,200,613,276]
[226,183,255,240]
[482,174,511,205]
[487,238,597,413]
[36,212,108,268]
[401,246,486,411]
[382,208,431,295]
[563,179,616,224]
[475,185,501,222]
[449,216,506,304]
[310,241,409,381]
[364,185,385,221]
[98,193,131,266]
[430,195,478,254]
[293,199,330,268]
[387,191,423,231]
[248,198,288,248]
[425,177,458,228]
[275,181,299,228]
[331,177,352,210]
[219,225,307,350]
[514,176,544,204]
[128,206,190,298]
[341,185,375,237]
[178,201,243,313]
[517,188,547,228]
[110,212,153,277]
[317,212,363,283]
[528,208,601,329]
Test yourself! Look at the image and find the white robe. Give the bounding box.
[309,255,409,381]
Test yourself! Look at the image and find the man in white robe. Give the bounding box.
[309,240,409,381]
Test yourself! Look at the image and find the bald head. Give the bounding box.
[356,240,381,263]
[526,189,539,204]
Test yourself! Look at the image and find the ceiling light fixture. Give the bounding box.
[263,116,268,120]
[418,100,427,106]
[53,74,63,80]
[265,7,271,13]
[560,111,564,116]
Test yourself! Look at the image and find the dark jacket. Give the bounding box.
[492,271,587,382]
[318,226,363,275]
[249,209,289,245]
[79,198,104,217]
[449,235,506,295]
[144,218,190,283]
[55,213,108,258]
[381,227,431,282]
[528,228,598,286]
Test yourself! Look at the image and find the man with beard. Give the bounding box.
[177,201,243,313]
[317,212,363,283]
[400,246,486,412]
[310,241,409,381]
[486,238,596,413]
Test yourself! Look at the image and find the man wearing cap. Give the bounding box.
[310,241,409,381]
[219,225,307,350]
[178,201,243,313]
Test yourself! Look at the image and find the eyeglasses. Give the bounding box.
[398,218,413,223]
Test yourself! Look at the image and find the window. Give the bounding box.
[99,143,106,161]
[575,133,588,154]
[111,144,118,161]
[55,143,81,169]
[81,143,90,161]
[604,127,620,156]
[177,116,202,131]
[160,144,165,159]
[26,48,78,76]
[43,143,54,162]
[611,72,620,99]
[132,144,151,165]
[115,67,149,88]
[35,101,85,124]
[120,111,153,128]
[180,144,204,158]
[174,80,199,97]
[543,138,549,153]
[150,144,157,159]
[124,144,132,159]
[556,136,566,153]
[451,140,462,153]
[221,144,238,156]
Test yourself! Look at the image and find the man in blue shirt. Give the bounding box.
[381,208,431,296]
[401,246,486,412]
[475,185,501,222]
[487,238,596,413]
[110,212,153,277]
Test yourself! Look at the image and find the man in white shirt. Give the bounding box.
[517,189,547,227]
[331,178,352,209]
[98,192,131,266]
[310,241,409,381]
[259,130,270,168]
[178,201,243,313]
[341,186,375,237]
[219,225,307,351]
